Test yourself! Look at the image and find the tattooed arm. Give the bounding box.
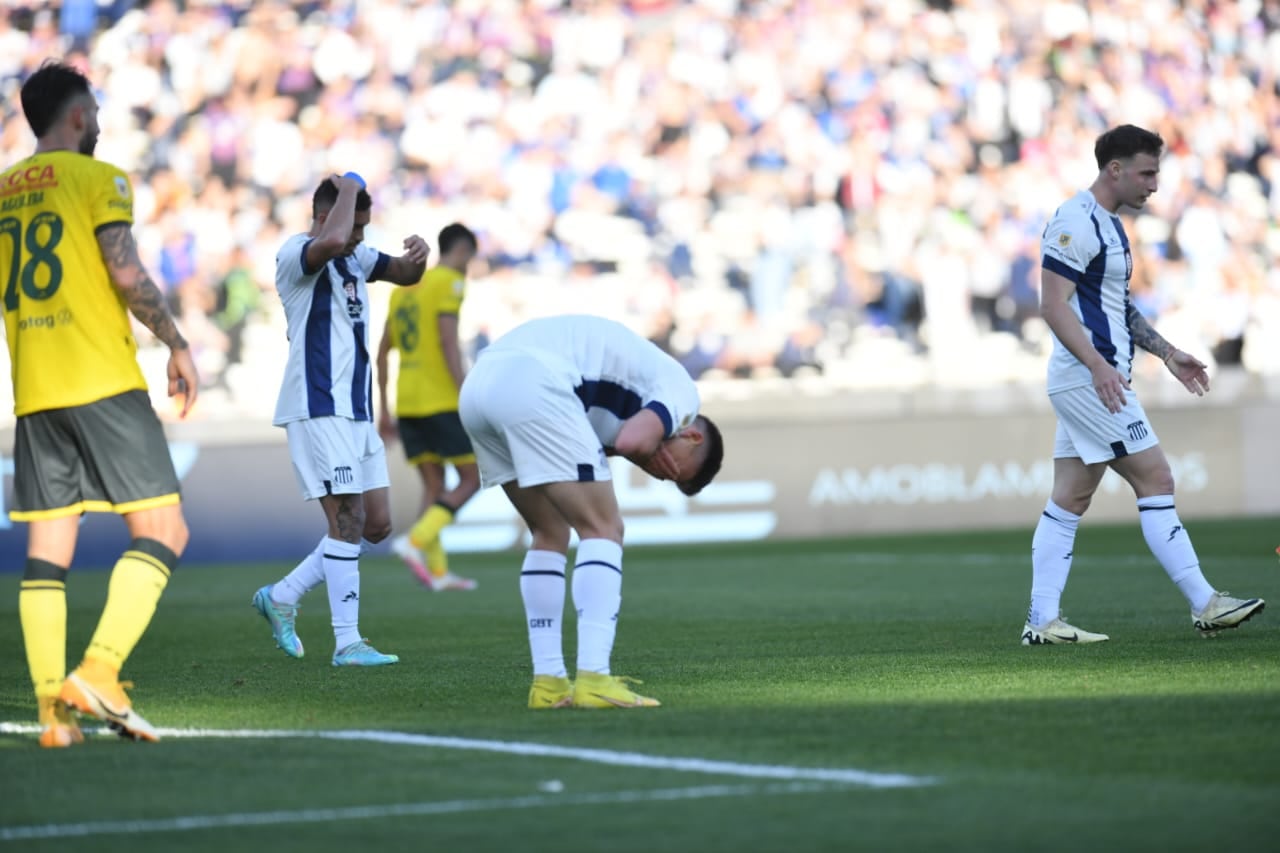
[1124,302,1174,362]
[1125,302,1211,397]
[97,222,200,415]
[96,223,188,351]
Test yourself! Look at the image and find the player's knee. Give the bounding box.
[575,516,624,545]
[127,506,189,555]
[1150,470,1176,496]
[363,519,392,544]
[530,530,570,552]
[1054,492,1092,516]
[528,521,572,553]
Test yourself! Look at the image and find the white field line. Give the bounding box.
[0,782,832,842]
[0,723,936,789]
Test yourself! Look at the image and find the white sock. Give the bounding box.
[1029,500,1080,627]
[360,538,376,556]
[520,550,568,678]
[1137,495,1215,612]
[322,537,363,651]
[273,537,326,606]
[572,538,623,675]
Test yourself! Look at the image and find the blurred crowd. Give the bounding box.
[3,0,1280,423]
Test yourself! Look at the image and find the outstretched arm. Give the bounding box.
[1126,303,1209,396]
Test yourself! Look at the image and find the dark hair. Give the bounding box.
[312,178,372,218]
[438,223,477,255]
[678,415,723,497]
[1094,125,1163,170]
[20,60,92,138]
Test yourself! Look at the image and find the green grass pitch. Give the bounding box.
[2,516,1279,852]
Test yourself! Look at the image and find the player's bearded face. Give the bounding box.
[77,99,99,156]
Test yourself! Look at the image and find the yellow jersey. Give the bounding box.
[388,264,466,417]
[1,151,145,416]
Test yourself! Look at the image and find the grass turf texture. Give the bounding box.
[1,516,1278,852]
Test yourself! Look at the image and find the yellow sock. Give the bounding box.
[409,503,455,551]
[425,537,449,579]
[84,539,177,671]
[20,559,68,702]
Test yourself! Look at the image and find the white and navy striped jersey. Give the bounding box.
[1040,189,1135,394]
[481,314,700,447]
[272,233,391,426]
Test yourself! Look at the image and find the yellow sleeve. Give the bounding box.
[437,271,465,314]
[91,163,134,231]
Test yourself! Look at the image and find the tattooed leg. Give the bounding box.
[320,493,366,544]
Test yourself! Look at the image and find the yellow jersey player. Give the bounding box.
[377,223,480,591]
[2,61,199,747]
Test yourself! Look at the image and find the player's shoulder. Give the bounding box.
[277,232,312,259]
[423,264,463,287]
[63,153,130,190]
[1044,191,1103,249]
[1046,191,1100,231]
[275,233,318,284]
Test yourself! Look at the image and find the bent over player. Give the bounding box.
[1023,124,1263,645]
[4,62,199,746]
[252,173,428,666]
[459,314,724,708]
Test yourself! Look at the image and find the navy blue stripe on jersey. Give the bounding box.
[299,238,321,276]
[1114,217,1135,365]
[369,251,391,282]
[574,380,643,420]
[351,320,369,420]
[643,401,673,436]
[304,269,336,417]
[1077,215,1117,367]
[1042,255,1082,283]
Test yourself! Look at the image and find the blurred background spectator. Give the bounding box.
[2,0,1278,424]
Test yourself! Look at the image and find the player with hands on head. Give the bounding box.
[251,170,429,667]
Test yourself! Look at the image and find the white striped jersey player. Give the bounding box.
[1040,189,1155,462]
[274,233,393,499]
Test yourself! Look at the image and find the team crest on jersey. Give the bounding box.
[113,175,129,199]
[1058,233,1071,247]
[343,280,363,320]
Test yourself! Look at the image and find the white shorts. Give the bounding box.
[458,349,611,490]
[1050,385,1159,464]
[284,417,390,501]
